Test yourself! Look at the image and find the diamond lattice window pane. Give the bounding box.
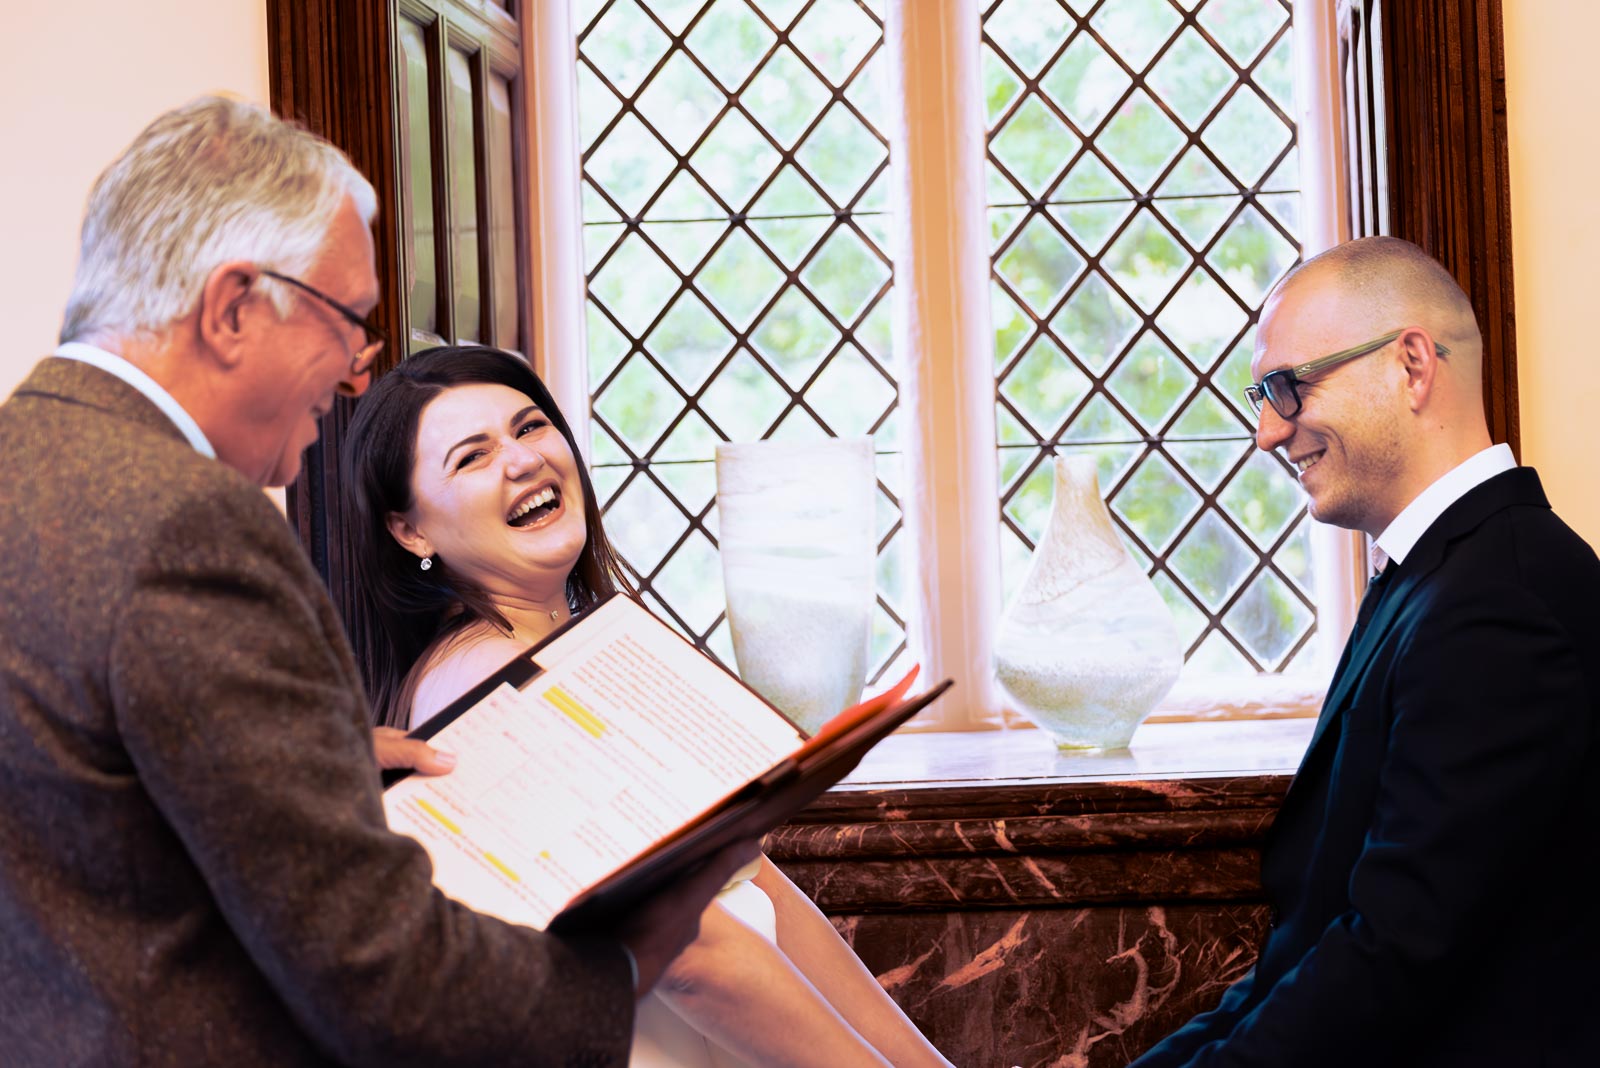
[687,0,778,91]
[1058,151,1129,200]
[983,44,1025,124]
[1112,451,1202,552]
[986,0,1074,78]
[1096,90,1186,191]
[604,474,689,576]
[1224,569,1312,667]
[694,228,784,328]
[1156,144,1235,197]
[1108,333,1196,431]
[1001,458,1056,545]
[1207,205,1297,307]
[1218,448,1301,548]
[697,347,790,439]
[1276,515,1315,596]
[647,292,735,393]
[1213,334,1258,420]
[692,110,782,209]
[1102,208,1187,311]
[1169,437,1249,494]
[1147,27,1235,129]
[991,283,1032,367]
[1062,393,1140,443]
[590,233,681,336]
[1158,196,1236,250]
[1053,272,1141,372]
[1052,201,1132,257]
[805,343,896,436]
[1042,31,1130,133]
[587,114,678,216]
[1157,268,1248,369]
[1091,0,1182,72]
[750,287,840,388]
[790,0,879,85]
[637,50,727,154]
[1000,336,1090,437]
[1199,0,1289,67]
[997,216,1085,315]
[1185,630,1251,673]
[801,228,891,324]
[577,63,624,152]
[744,46,832,148]
[1204,86,1290,186]
[584,0,672,97]
[1169,508,1254,610]
[1256,28,1295,104]
[594,354,682,455]
[855,300,893,364]
[992,96,1080,197]
[796,105,887,206]
[647,220,725,273]
[651,530,728,634]
[586,301,631,383]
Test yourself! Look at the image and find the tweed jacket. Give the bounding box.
[0,358,634,1066]
[1132,468,1600,1067]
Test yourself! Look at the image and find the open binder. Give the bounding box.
[382,593,951,933]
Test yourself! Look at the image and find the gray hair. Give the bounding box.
[60,95,377,343]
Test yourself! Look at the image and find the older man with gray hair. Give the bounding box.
[0,96,751,1066]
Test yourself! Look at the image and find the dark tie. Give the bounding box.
[1354,563,1393,632]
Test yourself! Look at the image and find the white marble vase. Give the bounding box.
[994,455,1183,749]
[714,437,876,735]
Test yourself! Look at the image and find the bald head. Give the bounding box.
[1272,235,1483,397]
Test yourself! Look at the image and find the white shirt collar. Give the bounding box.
[53,342,216,459]
[1373,442,1516,566]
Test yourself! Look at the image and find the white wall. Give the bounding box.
[1505,3,1600,548]
[0,0,268,398]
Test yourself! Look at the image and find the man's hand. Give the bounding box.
[371,726,457,776]
[618,838,763,997]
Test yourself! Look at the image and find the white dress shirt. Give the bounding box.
[54,341,215,459]
[1372,442,1517,568]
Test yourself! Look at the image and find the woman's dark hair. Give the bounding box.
[341,345,626,727]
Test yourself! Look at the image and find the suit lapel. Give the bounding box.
[1296,469,1550,771]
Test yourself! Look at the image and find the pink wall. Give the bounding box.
[1505,4,1600,548]
[0,0,268,398]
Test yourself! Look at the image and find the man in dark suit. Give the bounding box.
[1131,236,1598,1066]
[0,96,751,1066]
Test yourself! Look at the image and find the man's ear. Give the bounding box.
[1397,326,1441,412]
[386,512,434,562]
[197,260,266,369]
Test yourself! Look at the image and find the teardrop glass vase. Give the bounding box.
[994,455,1183,749]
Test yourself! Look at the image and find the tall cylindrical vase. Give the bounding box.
[994,455,1183,749]
[714,437,877,734]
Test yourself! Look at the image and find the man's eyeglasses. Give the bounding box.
[1244,329,1451,420]
[261,269,386,389]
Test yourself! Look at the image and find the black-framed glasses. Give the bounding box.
[261,268,386,388]
[1244,328,1451,419]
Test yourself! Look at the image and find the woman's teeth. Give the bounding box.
[508,486,558,525]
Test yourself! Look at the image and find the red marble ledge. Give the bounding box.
[766,719,1314,912]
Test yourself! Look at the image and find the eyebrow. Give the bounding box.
[440,404,544,471]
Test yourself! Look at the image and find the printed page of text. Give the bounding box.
[384,596,805,928]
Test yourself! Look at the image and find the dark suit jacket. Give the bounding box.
[1133,467,1599,1067]
[0,359,634,1066]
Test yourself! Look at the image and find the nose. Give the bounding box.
[504,435,546,478]
[1254,403,1293,453]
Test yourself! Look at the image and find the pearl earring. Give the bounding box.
[419,556,433,572]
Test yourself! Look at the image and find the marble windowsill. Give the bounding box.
[838,717,1316,791]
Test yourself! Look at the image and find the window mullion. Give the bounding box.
[520,0,592,459]
[1298,0,1365,675]
[885,0,1004,730]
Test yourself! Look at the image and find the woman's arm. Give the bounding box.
[754,858,954,1068]
[655,899,893,1068]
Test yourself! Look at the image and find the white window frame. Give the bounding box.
[522,0,1364,731]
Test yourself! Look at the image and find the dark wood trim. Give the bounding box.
[1348,0,1519,455]
[267,0,402,655]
